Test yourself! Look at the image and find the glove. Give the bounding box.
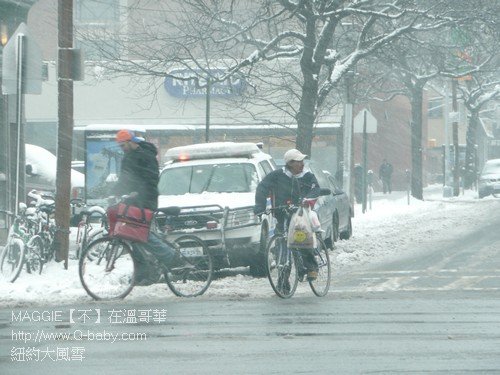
[253,206,265,216]
[123,192,139,206]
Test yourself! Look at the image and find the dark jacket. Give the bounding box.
[115,141,159,209]
[254,167,320,215]
[379,162,393,180]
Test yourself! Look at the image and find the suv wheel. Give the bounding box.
[325,214,339,249]
[339,216,352,240]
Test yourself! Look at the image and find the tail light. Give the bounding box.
[206,221,218,229]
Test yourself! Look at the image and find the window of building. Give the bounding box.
[75,0,119,23]
[75,0,120,60]
[428,98,443,119]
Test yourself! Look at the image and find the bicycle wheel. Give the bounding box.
[266,235,299,298]
[0,238,25,283]
[165,235,213,297]
[308,237,331,297]
[75,222,88,260]
[26,236,44,275]
[40,230,55,264]
[79,236,136,300]
[77,226,106,260]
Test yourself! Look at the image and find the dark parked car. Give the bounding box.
[306,162,353,247]
[478,158,500,198]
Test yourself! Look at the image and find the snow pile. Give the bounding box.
[0,185,497,307]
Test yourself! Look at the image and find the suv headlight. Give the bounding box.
[226,208,258,228]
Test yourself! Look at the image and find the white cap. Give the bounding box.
[284,149,307,163]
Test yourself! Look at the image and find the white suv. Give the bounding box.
[157,142,275,276]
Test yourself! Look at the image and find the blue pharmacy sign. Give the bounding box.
[164,68,246,98]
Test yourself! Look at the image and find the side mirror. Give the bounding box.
[333,189,344,196]
[319,188,331,196]
[26,164,39,176]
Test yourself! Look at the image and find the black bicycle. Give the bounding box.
[79,204,213,300]
[0,208,44,283]
[71,199,108,260]
[265,191,332,299]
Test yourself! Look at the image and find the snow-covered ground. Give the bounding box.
[0,185,497,308]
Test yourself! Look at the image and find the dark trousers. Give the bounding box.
[299,249,318,273]
[382,178,392,194]
[147,232,177,264]
[133,232,176,268]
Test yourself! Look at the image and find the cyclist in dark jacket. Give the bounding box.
[254,148,320,280]
[115,131,159,209]
[114,129,175,285]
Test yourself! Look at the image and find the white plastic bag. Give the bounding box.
[287,206,317,249]
[309,210,321,232]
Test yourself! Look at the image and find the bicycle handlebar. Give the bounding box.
[106,192,138,206]
[260,197,320,215]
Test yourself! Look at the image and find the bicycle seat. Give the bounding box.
[156,206,181,216]
[39,204,55,214]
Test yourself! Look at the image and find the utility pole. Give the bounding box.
[451,79,460,196]
[55,0,74,268]
[2,23,42,226]
[205,77,210,142]
[361,110,367,213]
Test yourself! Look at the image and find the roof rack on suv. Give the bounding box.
[164,142,261,162]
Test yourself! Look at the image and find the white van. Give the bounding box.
[25,144,84,199]
[158,142,275,276]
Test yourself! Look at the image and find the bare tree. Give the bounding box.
[458,74,500,188]
[79,0,467,155]
[350,0,499,199]
[361,37,443,200]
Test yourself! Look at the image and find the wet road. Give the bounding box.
[1,206,500,374]
[1,292,499,374]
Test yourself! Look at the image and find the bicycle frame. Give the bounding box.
[0,209,41,281]
[265,198,332,298]
[276,236,293,271]
[75,205,108,259]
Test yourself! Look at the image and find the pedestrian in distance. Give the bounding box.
[354,163,363,203]
[254,148,321,281]
[114,129,177,285]
[335,161,344,189]
[379,158,393,194]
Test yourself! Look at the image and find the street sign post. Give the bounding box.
[354,109,377,213]
[2,23,42,215]
[354,108,377,134]
[2,23,43,95]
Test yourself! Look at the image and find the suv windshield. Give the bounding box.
[158,163,258,195]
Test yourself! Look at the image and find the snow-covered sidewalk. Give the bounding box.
[0,185,497,307]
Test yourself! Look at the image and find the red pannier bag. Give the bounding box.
[111,203,153,243]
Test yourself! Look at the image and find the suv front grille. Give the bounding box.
[167,212,224,230]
